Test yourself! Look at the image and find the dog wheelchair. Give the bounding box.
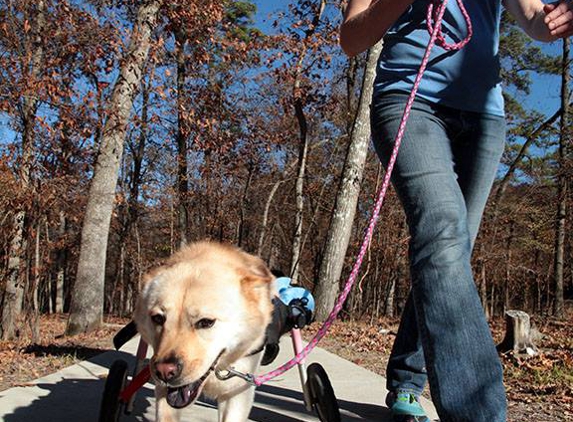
[99,277,341,422]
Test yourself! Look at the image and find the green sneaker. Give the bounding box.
[386,389,429,422]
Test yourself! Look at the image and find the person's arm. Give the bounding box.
[340,0,414,57]
[504,0,573,42]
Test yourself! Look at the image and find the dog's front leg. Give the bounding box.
[217,385,256,422]
[155,385,179,422]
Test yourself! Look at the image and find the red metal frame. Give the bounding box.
[119,364,151,403]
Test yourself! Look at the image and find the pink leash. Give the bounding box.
[254,0,472,387]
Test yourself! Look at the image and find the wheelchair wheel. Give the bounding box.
[306,362,341,422]
[99,359,128,422]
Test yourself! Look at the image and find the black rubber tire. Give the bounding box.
[306,362,341,422]
[99,359,128,422]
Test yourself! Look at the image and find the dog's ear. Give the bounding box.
[138,257,175,292]
[239,254,273,288]
[139,266,164,293]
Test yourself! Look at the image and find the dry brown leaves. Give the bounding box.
[305,313,573,418]
[0,312,571,422]
[0,314,128,392]
[303,317,398,373]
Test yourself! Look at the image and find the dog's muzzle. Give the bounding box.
[164,349,226,409]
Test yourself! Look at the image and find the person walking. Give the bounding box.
[340,1,573,421]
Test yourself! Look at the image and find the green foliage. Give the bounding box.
[498,10,564,188]
[223,1,262,42]
[500,11,561,96]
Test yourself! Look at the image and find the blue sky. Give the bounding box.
[251,0,288,31]
[0,2,566,149]
[251,1,565,119]
[522,42,563,114]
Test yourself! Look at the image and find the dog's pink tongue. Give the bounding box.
[166,384,195,409]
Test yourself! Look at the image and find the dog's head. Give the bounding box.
[133,241,274,408]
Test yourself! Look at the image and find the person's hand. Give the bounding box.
[544,1,573,38]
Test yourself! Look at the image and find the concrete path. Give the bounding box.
[0,336,438,422]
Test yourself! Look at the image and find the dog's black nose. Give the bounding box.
[154,355,182,383]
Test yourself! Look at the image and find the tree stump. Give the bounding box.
[496,310,538,355]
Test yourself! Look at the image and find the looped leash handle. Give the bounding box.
[427,0,473,50]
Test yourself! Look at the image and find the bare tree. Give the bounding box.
[54,211,67,314]
[314,41,383,321]
[289,0,327,283]
[174,26,191,248]
[553,37,570,319]
[66,0,163,335]
[1,0,46,340]
[111,65,154,316]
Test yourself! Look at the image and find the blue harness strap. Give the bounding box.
[260,277,315,365]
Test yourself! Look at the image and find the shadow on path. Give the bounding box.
[254,384,393,422]
[1,350,152,422]
[1,351,395,422]
[22,344,107,360]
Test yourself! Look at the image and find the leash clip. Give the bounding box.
[215,367,256,386]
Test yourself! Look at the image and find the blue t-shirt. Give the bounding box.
[374,0,504,116]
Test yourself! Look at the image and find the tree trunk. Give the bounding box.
[553,37,569,319]
[314,40,382,321]
[28,217,42,342]
[345,57,359,134]
[175,27,190,248]
[545,256,554,314]
[54,211,66,314]
[504,221,515,313]
[204,150,214,237]
[289,0,326,284]
[66,0,162,336]
[1,211,27,340]
[490,283,496,318]
[112,67,151,315]
[170,198,175,254]
[290,100,308,284]
[257,179,284,256]
[0,0,45,340]
[237,164,254,247]
[496,310,538,355]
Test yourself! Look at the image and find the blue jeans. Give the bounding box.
[370,92,507,422]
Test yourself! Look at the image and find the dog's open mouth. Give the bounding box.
[165,349,225,409]
[166,370,209,409]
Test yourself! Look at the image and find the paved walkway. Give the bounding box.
[0,335,438,422]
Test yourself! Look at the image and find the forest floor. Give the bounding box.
[0,312,571,422]
[304,310,573,422]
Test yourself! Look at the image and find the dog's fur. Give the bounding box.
[134,241,275,422]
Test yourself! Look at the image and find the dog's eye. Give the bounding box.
[150,313,166,326]
[195,318,215,329]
